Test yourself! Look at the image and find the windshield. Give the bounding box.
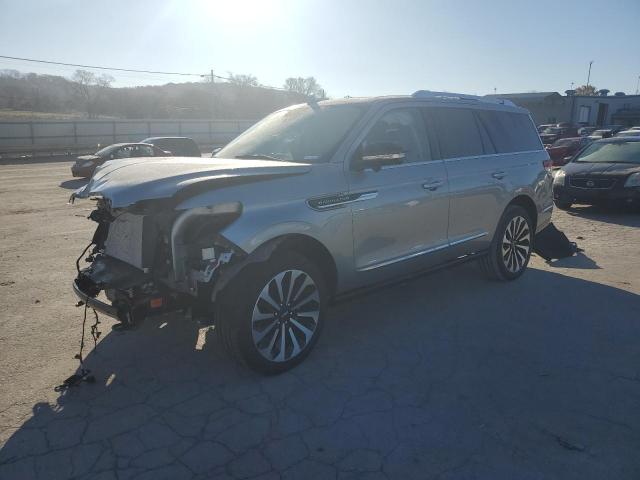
[575,141,640,164]
[215,103,366,163]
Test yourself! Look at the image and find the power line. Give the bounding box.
[0,55,205,77]
[0,54,291,91]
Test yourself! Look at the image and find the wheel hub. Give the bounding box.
[251,269,320,363]
[501,215,531,274]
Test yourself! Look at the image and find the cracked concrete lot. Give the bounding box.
[1,160,640,479]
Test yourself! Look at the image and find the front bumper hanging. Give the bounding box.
[72,279,120,319]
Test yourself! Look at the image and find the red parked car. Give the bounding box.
[545,137,592,166]
[539,126,579,146]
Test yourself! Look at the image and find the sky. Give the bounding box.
[0,0,639,97]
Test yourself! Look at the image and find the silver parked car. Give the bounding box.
[71,91,553,373]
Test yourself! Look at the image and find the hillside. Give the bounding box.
[0,70,308,120]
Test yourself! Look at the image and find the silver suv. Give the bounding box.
[72,91,553,373]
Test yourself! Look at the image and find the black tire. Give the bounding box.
[554,199,572,210]
[481,205,533,281]
[216,251,327,374]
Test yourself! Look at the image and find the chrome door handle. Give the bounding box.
[492,171,506,180]
[422,180,444,191]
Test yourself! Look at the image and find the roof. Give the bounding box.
[317,92,526,113]
[485,92,562,100]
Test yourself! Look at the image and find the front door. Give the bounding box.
[347,106,449,273]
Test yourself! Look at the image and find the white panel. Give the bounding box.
[105,213,144,268]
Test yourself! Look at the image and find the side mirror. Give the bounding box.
[211,147,222,157]
[352,142,406,172]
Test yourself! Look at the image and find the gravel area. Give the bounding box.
[1,160,639,479]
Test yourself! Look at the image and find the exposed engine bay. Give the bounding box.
[74,197,241,327]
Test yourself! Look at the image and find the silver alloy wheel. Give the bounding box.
[501,215,531,273]
[251,269,320,363]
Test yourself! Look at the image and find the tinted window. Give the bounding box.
[361,108,430,164]
[114,146,133,158]
[138,145,155,156]
[476,111,541,153]
[429,107,484,159]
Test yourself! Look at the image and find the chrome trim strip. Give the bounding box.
[307,191,378,210]
[376,149,544,171]
[443,149,543,163]
[449,231,488,246]
[357,231,488,272]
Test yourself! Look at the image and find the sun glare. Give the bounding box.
[196,0,277,25]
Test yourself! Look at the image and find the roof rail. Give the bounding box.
[411,90,516,107]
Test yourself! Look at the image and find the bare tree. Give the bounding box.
[574,84,597,96]
[283,76,325,99]
[228,73,259,88]
[71,69,114,118]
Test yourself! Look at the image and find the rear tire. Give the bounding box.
[481,205,533,281]
[216,251,327,374]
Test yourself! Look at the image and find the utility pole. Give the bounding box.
[209,69,215,119]
[586,61,593,90]
[200,69,216,118]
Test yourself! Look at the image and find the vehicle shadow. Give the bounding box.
[59,178,89,190]
[566,204,640,227]
[2,264,640,478]
[542,251,600,270]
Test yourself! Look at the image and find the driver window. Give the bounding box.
[361,108,430,164]
[114,146,132,158]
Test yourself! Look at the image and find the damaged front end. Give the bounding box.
[73,197,243,327]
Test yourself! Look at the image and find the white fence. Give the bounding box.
[0,119,256,151]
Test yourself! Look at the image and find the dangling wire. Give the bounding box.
[56,243,100,391]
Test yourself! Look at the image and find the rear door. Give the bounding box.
[347,106,449,274]
[425,106,505,255]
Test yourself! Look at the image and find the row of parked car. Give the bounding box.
[537,123,640,167]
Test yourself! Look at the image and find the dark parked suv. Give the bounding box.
[141,137,201,157]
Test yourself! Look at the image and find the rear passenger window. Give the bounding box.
[428,108,485,159]
[476,111,542,153]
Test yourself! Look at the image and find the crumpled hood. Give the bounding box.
[72,156,311,208]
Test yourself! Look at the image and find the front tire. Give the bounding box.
[217,252,327,374]
[481,205,533,281]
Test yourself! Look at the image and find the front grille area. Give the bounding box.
[569,177,615,189]
[104,213,145,268]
